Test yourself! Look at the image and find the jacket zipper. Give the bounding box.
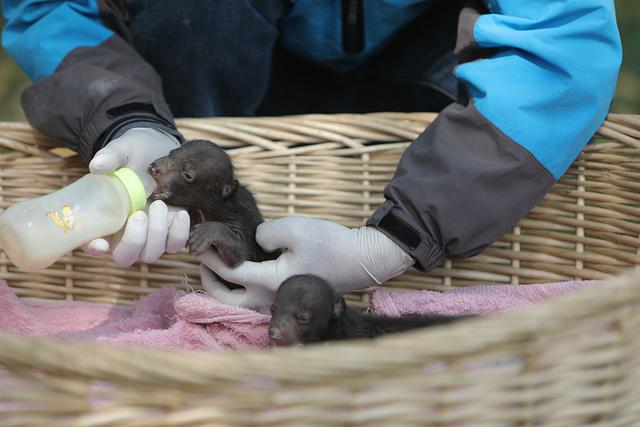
[342,0,365,54]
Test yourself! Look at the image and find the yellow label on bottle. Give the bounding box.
[47,204,75,232]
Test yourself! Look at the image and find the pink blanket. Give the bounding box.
[0,279,600,351]
[0,281,270,351]
[371,280,601,316]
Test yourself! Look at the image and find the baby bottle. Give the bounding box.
[0,168,146,271]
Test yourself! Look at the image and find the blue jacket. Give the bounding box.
[2,0,622,270]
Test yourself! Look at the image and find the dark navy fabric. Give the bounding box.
[258,0,463,115]
[126,0,290,117]
[457,0,622,178]
[125,0,463,117]
[279,0,434,73]
[2,0,113,81]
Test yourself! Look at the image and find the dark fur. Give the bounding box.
[269,275,471,346]
[149,139,275,266]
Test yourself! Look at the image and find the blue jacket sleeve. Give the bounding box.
[1,0,182,161]
[368,0,622,270]
[458,0,622,179]
[2,0,112,81]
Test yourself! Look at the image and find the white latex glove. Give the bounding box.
[199,216,415,312]
[82,127,190,267]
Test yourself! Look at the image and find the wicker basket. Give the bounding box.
[0,113,639,426]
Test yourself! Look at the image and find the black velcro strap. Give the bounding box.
[107,102,157,118]
[377,212,421,250]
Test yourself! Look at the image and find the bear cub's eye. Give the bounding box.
[296,313,311,324]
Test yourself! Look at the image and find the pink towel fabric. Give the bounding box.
[0,278,600,351]
[0,281,270,351]
[371,280,601,317]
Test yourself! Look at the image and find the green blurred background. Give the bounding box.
[1,1,638,121]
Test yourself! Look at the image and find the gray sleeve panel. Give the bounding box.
[454,1,496,64]
[454,3,480,55]
[20,35,181,162]
[366,102,555,271]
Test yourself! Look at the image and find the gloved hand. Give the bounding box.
[198,216,415,312]
[82,127,191,267]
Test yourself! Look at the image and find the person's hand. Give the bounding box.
[81,127,190,267]
[198,216,415,312]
